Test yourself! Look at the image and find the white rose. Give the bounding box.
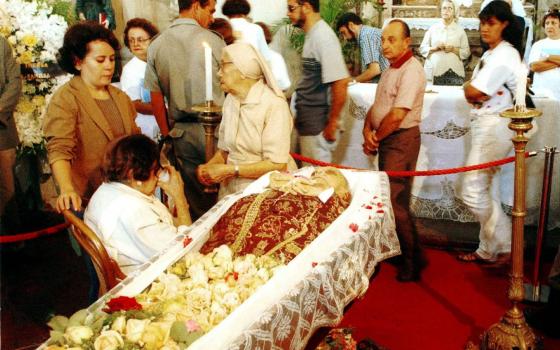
[212,281,230,297]
[209,301,228,325]
[212,245,233,268]
[187,287,212,311]
[221,291,241,310]
[233,257,257,275]
[183,251,203,269]
[141,322,172,350]
[64,326,93,345]
[125,318,150,343]
[94,330,124,350]
[207,265,227,280]
[110,315,126,334]
[188,263,208,286]
[256,267,270,282]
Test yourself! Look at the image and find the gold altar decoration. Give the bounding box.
[192,101,222,193]
[466,107,542,350]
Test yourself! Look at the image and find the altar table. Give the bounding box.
[76,169,400,349]
[335,83,560,229]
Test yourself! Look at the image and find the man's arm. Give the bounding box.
[323,78,349,141]
[132,100,154,115]
[375,107,409,142]
[354,62,381,83]
[530,60,559,73]
[150,91,169,136]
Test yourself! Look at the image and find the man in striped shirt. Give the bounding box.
[337,12,389,83]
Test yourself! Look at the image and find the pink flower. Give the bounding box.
[349,223,359,232]
[185,319,201,332]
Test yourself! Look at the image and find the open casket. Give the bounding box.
[61,169,400,349]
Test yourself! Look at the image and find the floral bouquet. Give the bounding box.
[0,0,69,156]
[44,245,285,349]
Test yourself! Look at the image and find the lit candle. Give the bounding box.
[203,42,212,102]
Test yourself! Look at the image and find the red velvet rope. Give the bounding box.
[291,151,538,177]
[0,222,70,244]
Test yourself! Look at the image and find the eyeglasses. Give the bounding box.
[129,37,150,45]
[287,4,301,12]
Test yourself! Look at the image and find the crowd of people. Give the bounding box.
[1,0,560,312]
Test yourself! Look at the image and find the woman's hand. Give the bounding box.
[158,165,184,199]
[56,190,82,213]
[197,164,233,185]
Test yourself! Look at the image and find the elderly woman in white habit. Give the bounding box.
[420,0,470,85]
[197,43,296,198]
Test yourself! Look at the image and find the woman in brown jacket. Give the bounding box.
[43,22,139,212]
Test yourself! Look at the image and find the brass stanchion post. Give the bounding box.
[192,101,222,193]
[467,107,542,350]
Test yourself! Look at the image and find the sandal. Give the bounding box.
[456,252,495,264]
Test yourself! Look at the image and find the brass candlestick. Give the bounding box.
[192,100,222,193]
[466,107,542,350]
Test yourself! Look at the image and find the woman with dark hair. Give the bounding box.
[43,21,140,213]
[222,0,270,57]
[85,134,191,274]
[529,9,560,100]
[210,17,235,45]
[459,0,523,263]
[121,18,160,140]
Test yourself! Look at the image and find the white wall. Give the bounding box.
[215,0,288,25]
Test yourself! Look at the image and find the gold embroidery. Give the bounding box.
[230,190,273,254]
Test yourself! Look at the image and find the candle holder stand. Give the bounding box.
[192,100,222,193]
[466,107,542,350]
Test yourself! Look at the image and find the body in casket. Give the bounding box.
[43,169,400,350]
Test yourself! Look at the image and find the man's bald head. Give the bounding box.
[381,20,411,63]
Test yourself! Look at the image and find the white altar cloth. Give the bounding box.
[341,83,560,229]
[78,169,400,349]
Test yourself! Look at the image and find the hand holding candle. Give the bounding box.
[203,42,212,102]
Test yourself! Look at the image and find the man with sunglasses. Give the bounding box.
[287,0,349,164]
[145,0,225,220]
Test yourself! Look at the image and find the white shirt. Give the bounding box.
[85,182,187,274]
[120,56,160,140]
[230,18,270,58]
[267,48,291,91]
[419,21,470,78]
[529,37,560,100]
[470,40,521,116]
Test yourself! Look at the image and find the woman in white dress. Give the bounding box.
[120,18,160,140]
[420,0,470,85]
[197,43,296,198]
[529,9,560,100]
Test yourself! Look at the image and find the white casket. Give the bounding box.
[46,169,400,349]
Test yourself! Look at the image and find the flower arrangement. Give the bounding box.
[45,245,285,350]
[0,0,69,156]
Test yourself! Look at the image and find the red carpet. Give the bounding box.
[339,248,560,349]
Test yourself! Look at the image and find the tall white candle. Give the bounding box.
[203,42,212,102]
[515,64,528,111]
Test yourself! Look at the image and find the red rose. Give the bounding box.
[103,296,142,313]
[183,236,193,247]
[312,262,318,267]
[365,205,373,210]
[349,223,359,232]
[376,209,385,214]
[377,202,383,208]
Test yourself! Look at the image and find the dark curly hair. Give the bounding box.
[297,0,320,12]
[222,0,250,17]
[543,9,560,28]
[124,18,159,49]
[103,134,159,183]
[479,1,523,56]
[57,21,120,75]
[210,18,235,45]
